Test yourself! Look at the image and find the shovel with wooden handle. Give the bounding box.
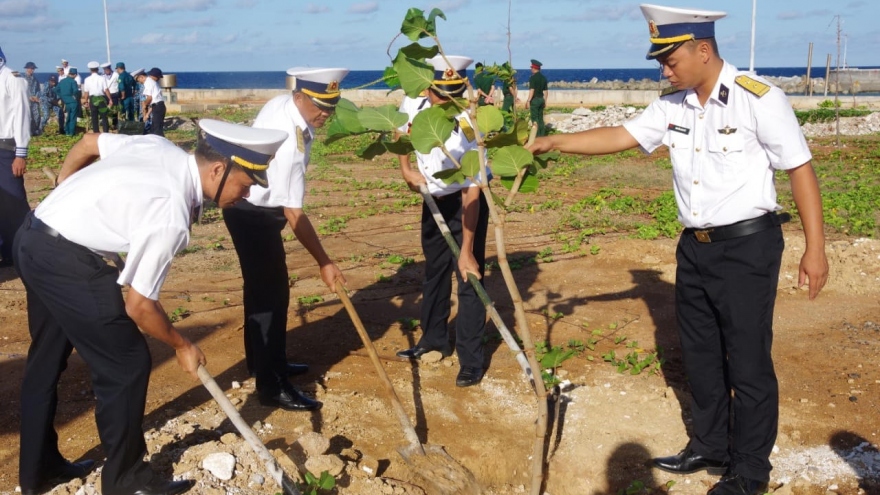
[197,365,301,495]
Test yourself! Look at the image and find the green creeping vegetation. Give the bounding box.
[559,187,679,240]
[533,321,666,388]
[794,108,872,125]
[297,295,324,306]
[168,306,191,323]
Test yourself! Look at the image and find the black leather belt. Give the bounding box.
[0,138,15,152]
[29,215,62,238]
[684,212,791,243]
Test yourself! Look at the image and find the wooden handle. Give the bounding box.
[335,281,425,454]
[197,366,301,495]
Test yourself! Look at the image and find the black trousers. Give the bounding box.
[418,191,489,368]
[0,148,29,262]
[13,214,155,495]
[149,102,165,137]
[109,93,120,129]
[223,202,291,394]
[675,226,784,482]
[89,99,109,133]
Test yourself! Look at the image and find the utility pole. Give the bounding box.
[748,0,757,73]
[834,15,841,147]
[103,0,112,64]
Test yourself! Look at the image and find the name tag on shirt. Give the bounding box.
[667,123,690,135]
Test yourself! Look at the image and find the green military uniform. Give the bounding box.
[501,77,516,113]
[475,68,494,106]
[528,59,548,136]
[56,72,81,136]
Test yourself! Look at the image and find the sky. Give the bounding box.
[1,0,877,72]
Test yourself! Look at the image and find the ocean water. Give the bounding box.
[34,67,879,90]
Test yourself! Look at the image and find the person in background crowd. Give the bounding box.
[61,59,82,88]
[38,75,63,135]
[57,68,81,136]
[14,119,287,495]
[102,62,120,130]
[82,61,112,134]
[474,62,494,106]
[394,55,491,388]
[132,68,145,122]
[223,67,350,412]
[526,59,548,136]
[116,62,136,121]
[0,46,30,269]
[527,5,828,494]
[142,68,165,136]
[23,62,41,136]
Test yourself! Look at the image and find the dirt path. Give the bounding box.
[0,156,878,495]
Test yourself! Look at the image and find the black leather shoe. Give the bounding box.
[456,367,484,387]
[22,459,97,495]
[708,473,768,495]
[132,479,196,495]
[259,384,322,411]
[285,362,309,376]
[396,346,451,359]
[652,445,729,475]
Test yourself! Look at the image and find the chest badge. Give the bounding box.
[718,126,737,135]
[296,127,305,153]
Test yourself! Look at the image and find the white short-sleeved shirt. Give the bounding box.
[246,94,313,209]
[0,66,31,157]
[397,96,488,197]
[143,77,164,103]
[623,61,811,229]
[105,71,119,94]
[34,134,203,300]
[82,72,109,97]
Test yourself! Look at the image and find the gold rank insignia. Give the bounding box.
[735,75,770,97]
[326,80,339,92]
[458,117,476,142]
[648,20,660,38]
[718,126,737,135]
[296,127,305,153]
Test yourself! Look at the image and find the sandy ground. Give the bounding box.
[0,143,879,495]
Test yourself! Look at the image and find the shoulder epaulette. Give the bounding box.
[735,75,770,98]
[660,86,682,97]
[457,117,476,142]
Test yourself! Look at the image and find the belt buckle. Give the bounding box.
[694,229,713,243]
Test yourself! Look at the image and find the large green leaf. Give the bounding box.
[393,54,433,98]
[401,8,430,41]
[426,8,446,29]
[357,105,408,132]
[410,106,454,154]
[400,43,439,61]
[433,168,467,185]
[459,150,481,178]
[357,140,389,160]
[484,119,530,148]
[491,145,534,177]
[500,170,539,193]
[534,151,560,169]
[384,135,414,155]
[383,66,400,91]
[334,98,365,134]
[436,99,468,118]
[476,105,504,134]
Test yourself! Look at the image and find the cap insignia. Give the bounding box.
[326,80,339,93]
[444,68,456,80]
[648,20,660,39]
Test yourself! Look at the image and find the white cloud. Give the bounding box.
[168,17,215,28]
[777,9,833,21]
[305,3,330,14]
[111,0,216,14]
[549,4,642,22]
[0,15,65,32]
[132,32,201,45]
[348,2,378,14]
[0,0,48,16]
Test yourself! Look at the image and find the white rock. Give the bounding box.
[305,454,345,477]
[572,107,592,116]
[231,381,241,389]
[250,473,265,486]
[296,431,331,457]
[202,452,236,480]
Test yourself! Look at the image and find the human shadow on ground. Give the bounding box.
[591,442,658,495]
[829,430,880,493]
[579,269,691,430]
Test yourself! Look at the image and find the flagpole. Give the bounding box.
[103,0,112,63]
[748,0,756,73]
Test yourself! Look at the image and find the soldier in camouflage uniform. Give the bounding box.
[38,75,63,135]
[24,62,41,136]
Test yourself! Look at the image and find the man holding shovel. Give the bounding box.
[223,67,349,412]
[14,120,287,495]
[528,4,828,494]
[394,55,491,388]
